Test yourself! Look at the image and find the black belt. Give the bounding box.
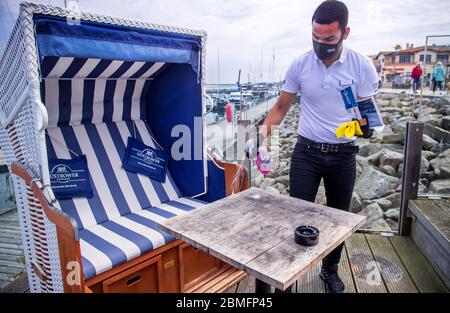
[297,135,359,153]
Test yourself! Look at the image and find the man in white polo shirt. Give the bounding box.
[247,0,379,293]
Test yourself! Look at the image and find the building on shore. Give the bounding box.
[374,43,450,87]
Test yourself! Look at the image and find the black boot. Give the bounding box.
[319,263,345,293]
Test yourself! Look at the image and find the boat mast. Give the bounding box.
[272,48,275,83]
[217,49,220,100]
[260,50,264,83]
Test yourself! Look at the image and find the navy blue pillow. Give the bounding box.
[122,137,168,183]
[48,155,93,199]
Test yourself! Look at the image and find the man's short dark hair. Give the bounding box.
[312,1,349,32]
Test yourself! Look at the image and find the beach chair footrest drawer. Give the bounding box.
[102,255,163,293]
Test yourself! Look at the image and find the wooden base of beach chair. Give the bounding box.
[184,265,247,293]
[11,160,248,293]
[84,240,246,293]
[179,242,247,293]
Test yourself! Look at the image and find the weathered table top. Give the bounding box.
[160,187,366,290]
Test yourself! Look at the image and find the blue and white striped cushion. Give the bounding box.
[42,56,209,279]
[40,56,167,127]
[80,197,207,280]
[46,120,209,279]
[46,120,184,230]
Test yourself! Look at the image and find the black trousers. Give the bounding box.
[433,80,443,92]
[412,77,421,93]
[289,140,357,266]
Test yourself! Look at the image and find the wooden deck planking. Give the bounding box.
[224,284,238,293]
[0,273,11,282]
[0,272,29,293]
[0,201,447,293]
[0,247,23,257]
[0,195,446,295]
[339,246,357,293]
[389,236,448,293]
[0,218,20,225]
[0,216,20,223]
[0,235,22,245]
[0,227,20,234]
[1,232,448,293]
[0,209,25,286]
[0,266,22,275]
[345,233,388,293]
[409,199,450,242]
[0,254,23,262]
[409,198,450,288]
[365,234,418,293]
[0,259,24,269]
[0,242,22,250]
[235,275,255,293]
[0,224,21,232]
[436,199,450,216]
[296,261,325,293]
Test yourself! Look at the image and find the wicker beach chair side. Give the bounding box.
[0,5,62,292]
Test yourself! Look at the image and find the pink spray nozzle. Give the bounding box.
[255,148,273,176]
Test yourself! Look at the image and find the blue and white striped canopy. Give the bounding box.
[40,56,167,128]
[34,15,202,76]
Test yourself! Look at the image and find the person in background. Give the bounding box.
[432,61,445,93]
[430,68,435,90]
[411,63,422,93]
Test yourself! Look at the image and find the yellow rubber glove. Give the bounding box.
[336,120,363,138]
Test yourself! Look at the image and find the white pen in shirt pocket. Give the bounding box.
[339,79,354,87]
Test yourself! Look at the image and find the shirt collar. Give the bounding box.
[338,45,349,63]
[314,45,349,64]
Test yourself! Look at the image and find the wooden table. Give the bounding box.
[160,187,366,292]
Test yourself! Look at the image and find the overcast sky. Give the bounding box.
[1,0,450,83]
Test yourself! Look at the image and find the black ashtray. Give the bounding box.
[294,226,319,246]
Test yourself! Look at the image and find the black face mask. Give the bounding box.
[313,33,344,61]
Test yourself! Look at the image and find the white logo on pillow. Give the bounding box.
[50,164,80,183]
[137,149,159,165]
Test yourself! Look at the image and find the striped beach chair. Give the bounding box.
[0,3,248,292]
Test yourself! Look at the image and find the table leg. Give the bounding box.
[255,279,272,293]
[275,285,293,293]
